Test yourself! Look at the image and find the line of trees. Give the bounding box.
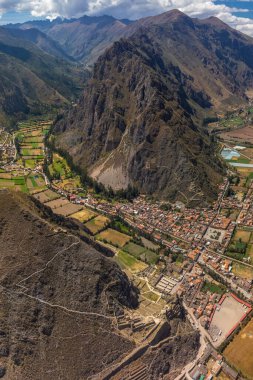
[45,134,139,201]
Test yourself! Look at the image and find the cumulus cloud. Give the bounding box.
[1,0,253,36]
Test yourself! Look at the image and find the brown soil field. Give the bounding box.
[33,189,60,203]
[232,262,253,280]
[70,208,97,222]
[54,203,83,216]
[45,198,70,209]
[97,228,131,248]
[234,229,252,243]
[224,318,253,379]
[0,173,12,179]
[220,125,253,143]
[243,148,253,159]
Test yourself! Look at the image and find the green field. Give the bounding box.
[114,251,148,272]
[201,280,226,295]
[123,242,159,264]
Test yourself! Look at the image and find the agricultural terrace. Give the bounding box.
[224,318,253,380]
[85,215,110,235]
[0,172,46,193]
[33,189,61,203]
[209,294,251,346]
[48,153,81,192]
[16,120,51,169]
[96,228,131,248]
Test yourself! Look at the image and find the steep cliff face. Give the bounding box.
[54,11,253,203]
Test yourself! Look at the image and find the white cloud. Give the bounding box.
[1,0,253,36]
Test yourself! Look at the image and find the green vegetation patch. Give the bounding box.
[123,242,158,264]
[115,251,148,272]
[201,280,226,295]
[123,242,146,257]
[140,250,159,265]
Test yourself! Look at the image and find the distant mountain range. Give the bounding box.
[0,26,87,126]
[5,15,134,65]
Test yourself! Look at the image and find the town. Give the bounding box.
[0,107,253,380]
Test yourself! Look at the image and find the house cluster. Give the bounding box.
[190,346,239,380]
[179,264,221,327]
[237,185,253,226]
[201,251,253,294]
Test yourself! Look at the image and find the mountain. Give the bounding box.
[7,27,74,61]
[0,27,87,127]
[0,190,199,379]
[53,9,253,203]
[6,15,134,65]
[0,190,137,379]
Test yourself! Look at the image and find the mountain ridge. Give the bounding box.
[53,10,253,203]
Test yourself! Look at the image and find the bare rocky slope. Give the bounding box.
[0,190,199,379]
[53,10,253,203]
[0,190,137,379]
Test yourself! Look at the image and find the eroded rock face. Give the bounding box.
[54,10,253,203]
[0,191,138,379]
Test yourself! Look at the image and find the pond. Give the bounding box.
[221,148,240,160]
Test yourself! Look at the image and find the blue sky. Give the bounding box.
[1,0,253,35]
[215,1,253,18]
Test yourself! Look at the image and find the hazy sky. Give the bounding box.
[1,0,253,35]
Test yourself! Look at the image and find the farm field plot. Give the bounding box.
[232,262,253,280]
[234,229,252,243]
[123,242,159,264]
[114,251,148,272]
[141,237,160,251]
[96,228,131,248]
[26,175,46,192]
[220,125,253,144]
[0,176,28,192]
[85,215,110,235]
[23,159,38,169]
[45,198,70,209]
[0,172,13,179]
[23,136,44,143]
[224,318,253,379]
[21,148,43,156]
[70,208,97,223]
[33,189,60,203]
[247,244,253,259]
[53,203,83,217]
